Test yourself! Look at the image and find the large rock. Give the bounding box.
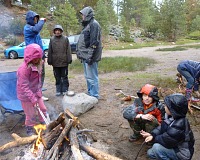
[62,93,98,116]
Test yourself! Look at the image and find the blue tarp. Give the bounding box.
[0,71,23,112]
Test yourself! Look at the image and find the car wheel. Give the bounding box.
[44,49,48,58]
[9,51,18,59]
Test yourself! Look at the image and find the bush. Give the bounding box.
[187,31,200,40]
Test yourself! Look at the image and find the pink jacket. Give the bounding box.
[17,43,43,104]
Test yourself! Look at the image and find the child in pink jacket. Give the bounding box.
[17,43,47,136]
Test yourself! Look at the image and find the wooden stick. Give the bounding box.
[80,144,123,160]
[65,108,97,142]
[0,133,38,153]
[46,119,73,160]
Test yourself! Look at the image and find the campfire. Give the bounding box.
[0,109,122,160]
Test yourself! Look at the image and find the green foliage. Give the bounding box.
[30,0,51,17]
[40,23,51,38]
[187,31,200,40]
[95,0,109,35]
[190,15,200,32]
[9,18,25,36]
[53,2,79,35]
[158,0,186,41]
[69,57,156,73]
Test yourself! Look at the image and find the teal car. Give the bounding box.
[4,39,50,59]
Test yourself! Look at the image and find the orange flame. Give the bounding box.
[31,124,46,156]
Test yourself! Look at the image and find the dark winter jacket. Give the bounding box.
[47,35,72,67]
[177,60,200,90]
[76,6,102,62]
[24,10,45,51]
[151,94,195,160]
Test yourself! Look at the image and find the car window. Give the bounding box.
[42,39,50,45]
[68,36,75,43]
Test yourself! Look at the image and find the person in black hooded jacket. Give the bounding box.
[141,93,195,160]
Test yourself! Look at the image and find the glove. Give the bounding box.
[85,58,93,65]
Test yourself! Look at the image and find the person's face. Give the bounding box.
[142,94,153,105]
[34,16,39,24]
[81,14,85,20]
[31,58,41,66]
[54,29,62,36]
[164,105,171,115]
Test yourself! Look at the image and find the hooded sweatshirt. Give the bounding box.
[17,44,43,105]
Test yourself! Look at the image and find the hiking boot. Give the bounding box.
[55,92,61,96]
[26,126,35,136]
[42,96,49,101]
[129,134,140,142]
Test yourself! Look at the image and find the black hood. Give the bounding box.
[164,93,188,119]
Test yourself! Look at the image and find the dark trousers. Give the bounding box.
[53,66,69,93]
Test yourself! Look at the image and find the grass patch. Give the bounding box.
[156,43,200,51]
[156,46,187,51]
[69,57,156,73]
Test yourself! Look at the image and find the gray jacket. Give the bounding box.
[77,6,102,62]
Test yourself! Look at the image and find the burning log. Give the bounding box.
[0,133,38,153]
[46,119,74,160]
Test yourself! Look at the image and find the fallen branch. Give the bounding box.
[0,133,38,153]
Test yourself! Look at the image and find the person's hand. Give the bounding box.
[40,18,46,22]
[140,130,153,142]
[33,102,39,108]
[140,130,151,138]
[145,135,153,142]
[141,114,155,121]
[85,58,93,65]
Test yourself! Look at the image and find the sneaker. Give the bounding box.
[26,126,35,136]
[56,92,61,96]
[129,134,140,142]
[42,96,49,101]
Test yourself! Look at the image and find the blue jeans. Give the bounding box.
[83,61,99,99]
[177,65,195,90]
[147,143,179,160]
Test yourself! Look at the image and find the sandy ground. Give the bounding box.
[0,44,200,160]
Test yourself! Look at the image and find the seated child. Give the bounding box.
[141,93,195,160]
[123,84,165,142]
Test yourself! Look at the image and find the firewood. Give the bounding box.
[65,108,97,142]
[0,133,38,153]
[46,119,74,160]
[46,112,65,132]
[69,127,84,160]
[41,124,63,150]
[80,144,123,160]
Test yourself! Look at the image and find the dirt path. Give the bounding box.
[0,44,200,160]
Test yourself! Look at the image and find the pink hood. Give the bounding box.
[24,43,43,64]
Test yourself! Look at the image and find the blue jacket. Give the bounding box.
[24,10,45,52]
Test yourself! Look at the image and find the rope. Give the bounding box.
[134,141,146,160]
